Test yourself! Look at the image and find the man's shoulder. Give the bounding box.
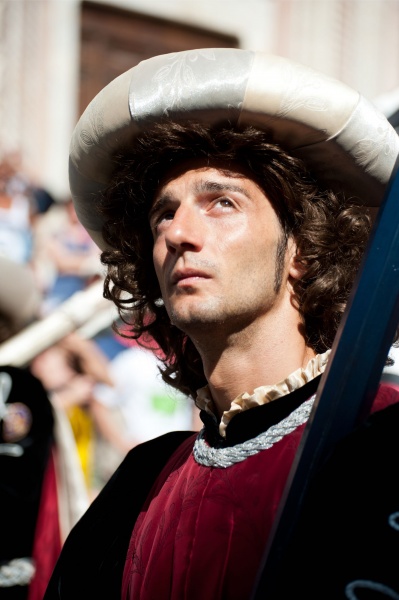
[101,430,196,494]
[122,430,197,469]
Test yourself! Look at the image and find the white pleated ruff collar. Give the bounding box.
[195,350,331,437]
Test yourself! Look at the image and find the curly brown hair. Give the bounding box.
[97,121,371,398]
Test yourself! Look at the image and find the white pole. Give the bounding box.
[0,279,117,367]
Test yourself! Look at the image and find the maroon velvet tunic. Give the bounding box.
[122,414,306,599]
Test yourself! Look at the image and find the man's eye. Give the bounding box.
[158,211,174,223]
[151,211,174,229]
[217,197,234,208]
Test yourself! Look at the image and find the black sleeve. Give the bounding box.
[43,430,194,600]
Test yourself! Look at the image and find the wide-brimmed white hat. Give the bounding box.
[69,48,399,250]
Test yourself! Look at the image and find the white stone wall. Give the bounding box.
[0,0,80,199]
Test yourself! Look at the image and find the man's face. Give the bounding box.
[150,164,297,337]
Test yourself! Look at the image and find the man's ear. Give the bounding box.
[287,240,306,281]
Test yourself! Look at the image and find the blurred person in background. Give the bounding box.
[30,332,114,496]
[0,255,41,343]
[91,332,201,490]
[0,256,88,600]
[32,197,102,315]
[30,328,197,498]
[0,155,35,265]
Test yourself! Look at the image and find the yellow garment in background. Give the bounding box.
[66,405,93,489]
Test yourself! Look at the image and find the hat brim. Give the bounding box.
[69,48,399,250]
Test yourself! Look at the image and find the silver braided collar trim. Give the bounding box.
[0,558,35,587]
[193,395,316,468]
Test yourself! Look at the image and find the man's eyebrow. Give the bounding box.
[194,179,251,197]
[148,177,252,222]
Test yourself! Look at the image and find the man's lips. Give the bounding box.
[171,269,211,285]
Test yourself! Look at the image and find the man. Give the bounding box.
[44,49,399,599]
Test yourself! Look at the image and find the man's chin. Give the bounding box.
[171,314,217,331]
[169,308,222,333]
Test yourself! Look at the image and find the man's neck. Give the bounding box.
[192,311,316,417]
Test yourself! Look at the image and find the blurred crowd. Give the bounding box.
[0,153,199,599]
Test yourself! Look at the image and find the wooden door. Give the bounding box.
[79,1,239,116]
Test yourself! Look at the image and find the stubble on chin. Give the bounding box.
[167,296,225,334]
[168,299,264,340]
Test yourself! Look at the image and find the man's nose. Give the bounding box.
[165,206,203,252]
